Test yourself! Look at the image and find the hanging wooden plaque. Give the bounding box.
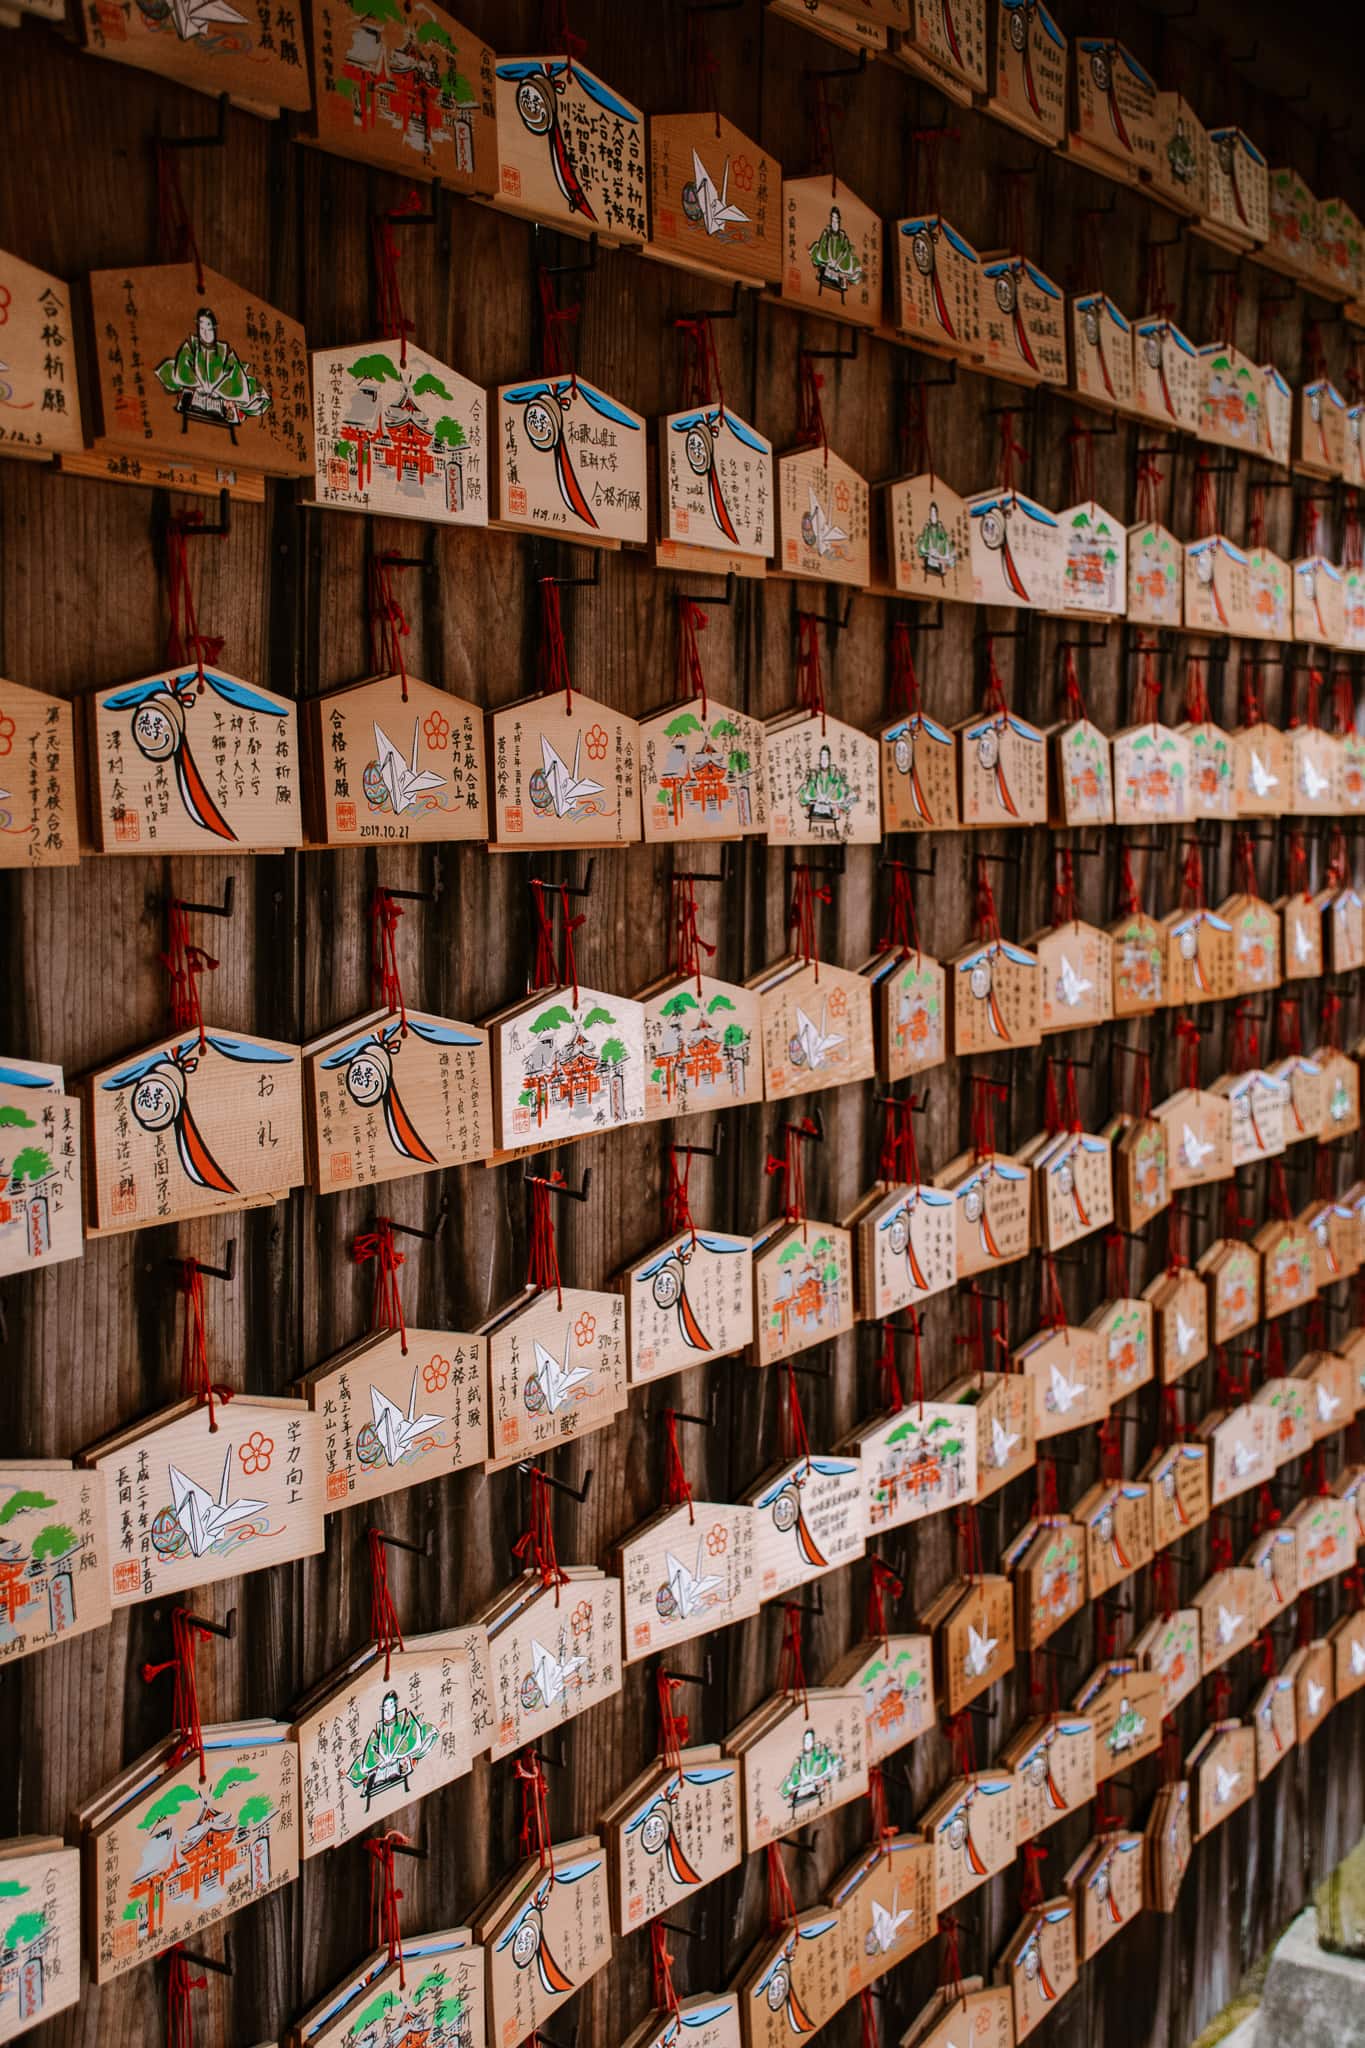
[1132,317,1201,431]
[1316,1048,1360,1135]
[0,1061,83,1279]
[1071,295,1134,412]
[303,1006,491,1192]
[735,1907,847,2045]
[849,1179,956,1318]
[489,984,646,1150]
[1297,1347,1355,1436]
[1050,715,1114,826]
[293,1931,485,2048]
[1088,1294,1155,1402]
[0,1839,81,2040]
[1197,342,1265,455]
[923,1774,1016,1913]
[1000,1898,1079,2040]
[845,1402,978,1534]
[305,0,495,187]
[86,1027,303,1232]
[902,1983,1013,2048]
[774,446,871,590]
[942,1370,1035,1500]
[1199,1404,1275,1506]
[1112,722,1191,824]
[1347,412,1365,491]
[885,473,974,603]
[1205,128,1269,247]
[621,1229,753,1384]
[1068,1830,1144,1959]
[87,266,308,476]
[305,673,485,847]
[1286,727,1341,816]
[987,0,1067,146]
[897,0,988,92]
[1001,1715,1095,1844]
[780,175,881,329]
[1032,1130,1114,1252]
[1006,1517,1086,1649]
[648,115,781,286]
[1252,1672,1298,1779]
[1184,721,1236,820]
[482,1573,621,1760]
[491,56,644,242]
[957,707,1048,826]
[616,1501,757,1661]
[1034,922,1112,1034]
[1320,196,1365,297]
[1270,1051,1325,1143]
[830,1833,936,1993]
[1260,364,1294,466]
[1287,1642,1335,1739]
[1076,1482,1153,1597]
[1134,1607,1202,1714]
[302,1325,486,1511]
[1266,167,1321,280]
[744,1456,865,1602]
[966,489,1065,609]
[1071,38,1160,179]
[763,710,881,843]
[978,256,1067,385]
[86,666,302,854]
[1109,911,1165,1017]
[1143,1266,1208,1384]
[1144,1782,1193,1913]
[1247,546,1292,639]
[822,1635,935,1765]
[89,1725,299,1982]
[0,249,83,462]
[1255,1216,1317,1320]
[1126,522,1183,628]
[493,375,647,544]
[637,973,762,1122]
[1184,536,1254,637]
[482,1285,626,1472]
[0,1462,109,1668]
[309,341,486,525]
[1013,1325,1106,1438]
[292,1627,490,1855]
[1298,379,1348,478]
[1342,570,1365,654]
[1197,1238,1261,1345]
[1243,1525,1300,1615]
[623,1994,741,2048]
[1214,1067,1286,1168]
[752,957,876,1102]
[1293,557,1347,646]
[657,406,774,564]
[1290,1496,1356,1591]
[1164,904,1237,1006]
[876,705,958,838]
[1322,886,1365,973]
[735,1692,868,1851]
[940,1151,1034,1276]
[1074,1663,1162,1782]
[481,1842,612,2045]
[934,1576,1015,1717]
[1153,93,1210,214]
[1230,720,1288,816]
[1155,1088,1232,1190]
[868,949,949,1081]
[0,679,78,869]
[605,1750,742,1933]
[81,0,308,108]
[891,216,983,356]
[1189,1723,1256,1837]
[1108,1116,1169,1234]
[1330,1608,1365,1701]
[1058,501,1127,617]
[752,1218,855,1367]
[1194,1566,1262,1671]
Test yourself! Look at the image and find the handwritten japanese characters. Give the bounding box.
[885,473,974,605]
[306,673,486,846]
[486,695,641,849]
[764,711,880,845]
[481,1286,627,1472]
[303,1006,491,1192]
[493,58,646,245]
[0,1060,82,1280]
[616,1501,757,1661]
[310,340,485,525]
[649,114,780,285]
[622,1228,753,1383]
[638,700,767,842]
[775,447,871,590]
[659,405,773,563]
[301,1324,487,1511]
[0,1840,80,2041]
[307,0,496,189]
[495,374,646,545]
[491,985,646,1149]
[0,680,77,869]
[0,1462,109,1667]
[0,250,83,461]
[81,0,309,111]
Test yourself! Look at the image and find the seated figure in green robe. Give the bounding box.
[156,307,272,429]
[799,744,854,832]
[779,1725,842,1812]
[345,1689,440,1807]
[809,206,861,298]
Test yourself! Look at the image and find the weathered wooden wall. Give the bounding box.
[3,2,1365,2044]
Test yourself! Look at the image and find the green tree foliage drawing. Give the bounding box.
[139,1785,201,1831]
[237,1795,274,1828]
[353,1990,403,2031]
[212,1765,258,1801]
[434,417,467,450]
[4,1910,46,1952]
[349,352,403,385]
[31,1523,75,1564]
[706,994,735,1015]
[412,372,454,401]
[600,1038,626,1067]
[661,992,699,1019]
[723,1024,747,1048]
[529,1005,572,1034]
[8,1148,52,1185]
[0,1490,56,1525]
[0,1882,27,1900]
[0,1106,34,1130]
[581,1006,615,1032]
[664,712,703,740]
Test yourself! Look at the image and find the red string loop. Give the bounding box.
[142,1605,213,1780]
[670,874,714,994]
[651,1919,682,2020]
[526,1176,564,1308]
[155,145,206,291]
[368,1526,405,1680]
[766,1841,798,1931]
[788,866,829,971]
[369,887,407,1027]
[516,1748,556,1872]
[352,1217,408,1350]
[538,578,575,714]
[164,515,224,686]
[367,1831,408,1982]
[166,1946,206,2048]
[780,1360,812,1472]
[512,1467,570,1597]
[177,1258,232,1434]
[663,1408,695,1523]
[371,192,423,367]
[779,1602,808,1709]
[161,901,217,1049]
[366,555,411,700]
[677,597,709,723]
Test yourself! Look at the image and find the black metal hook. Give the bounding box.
[803,44,869,77]
[534,222,599,276]
[535,549,601,589]
[156,93,229,148]
[665,1381,721,1430]
[371,1193,449,1244]
[151,1604,237,1641]
[673,848,733,884]
[660,1655,715,1688]
[783,1107,826,1144]
[173,877,235,919]
[517,1460,594,1503]
[369,1527,434,1558]
[670,278,744,320]
[168,1239,236,1284]
[175,1938,234,1976]
[671,1124,724,1159]
[879,848,938,880]
[386,180,443,228]
[785,845,847,878]
[527,855,596,898]
[523,1163,593,1202]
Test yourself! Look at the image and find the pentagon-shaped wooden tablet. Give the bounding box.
[0,249,84,461]
[305,672,486,847]
[493,374,647,544]
[309,340,487,525]
[648,114,781,286]
[492,57,646,244]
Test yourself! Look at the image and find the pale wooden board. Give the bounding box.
[79,0,309,110]
[638,701,768,842]
[485,695,642,849]
[302,1324,487,1510]
[304,673,487,847]
[491,374,648,545]
[483,1285,626,1471]
[303,0,498,191]
[309,342,488,527]
[303,1006,492,1192]
[490,57,646,244]
[0,1842,82,2041]
[648,113,782,288]
[483,1573,621,1760]
[0,249,83,461]
[0,1076,83,1278]
[0,679,79,869]
[604,1749,741,1934]
[0,1464,109,1668]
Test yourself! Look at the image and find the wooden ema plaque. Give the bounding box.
[1109,1116,1168,1234]
[1000,1898,1079,2039]
[744,1456,865,1601]
[1031,1130,1114,1253]
[891,216,983,356]
[1189,1723,1256,1838]
[1132,317,1201,431]
[0,1062,83,1280]
[1248,547,1292,639]
[1155,1089,1232,1192]
[1287,727,1341,816]
[1293,557,1347,647]
[1184,536,1254,637]
[306,673,485,847]
[82,1395,321,1608]
[1342,727,1365,802]
[898,0,988,94]
[988,0,1067,146]
[1253,1671,1298,1779]
[482,1286,626,1472]
[734,1692,868,1852]
[1323,887,1365,973]
[1201,1404,1275,1506]
[959,707,1048,827]
[1290,1496,1356,1591]
[1320,196,1365,298]
[0,1840,81,2039]
[87,266,308,477]
[0,1463,109,1668]
[967,490,1065,609]
[753,958,875,1102]
[941,1152,1033,1277]
[302,1324,486,1512]
[0,679,77,870]
[1069,1830,1144,1959]
[1112,722,1191,824]
[1244,1525,1299,1615]
[950,939,1040,1055]
[490,984,646,1150]
[309,341,486,526]
[1198,344,1271,458]
[763,710,880,844]
[86,1026,303,1232]
[1153,93,1210,214]
[1143,1265,1208,1384]
[1330,1608,1365,1701]
[481,1572,620,1760]
[303,1006,491,1193]
[648,115,781,287]
[903,1984,1013,2048]
[623,1995,741,2048]
[1127,522,1183,628]
[1074,1663,1162,1783]
[305,0,494,187]
[923,1774,1016,1913]
[1109,912,1165,1017]
[1076,1482,1153,1597]
[1143,1442,1210,1552]
[1013,1325,1106,1439]
[1282,892,1325,982]
[622,1228,753,1384]
[657,406,773,565]
[849,1180,955,1319]
[1215,1068,1287,1170]
[736,1908,846,2045]
[616,1500,756,1661]
[1034,915,1113,1036]
[1071,38,1159,179]
[774,446,871,590]
[638,973,761,1123]
[1006,1517,1085,1649]
[491,55,644,242]
[1286,1642,1334,1741]
[0,250,83,462]
[604,1749,741,1933]
[1317,1049,1360,1136]
[846,1402,978,1535]
[292,1930,485,2048]
[978,256,1066,385]
[822,1634,934,1765]
[752,1218,855,1367]
[830,1834,935,1994]
[1232,721,1290,817]
[1206,128,1269,247]
[1058,501,1127,618]
[87,666,301,855]
[1194,1567,1262,1673]
[1299,379,1349,478]
[1001,1715,1095,1844]
[82,0,308,107]
[1345,573,1365,655]
[1145,1782,1193,1913]
[1261,363,1295,467]
[1255,1216,1317,1321]
[1165,903,1238,1006]
[493,375,646,545]
[1183,721,1236,820]
[869,950,949,1082]
[944,1370,1034,1500]
[481,1841,612,2045]
[1135,1607,1201,1715]
[292,1627,489,1855]
[880,709,959,834]
[885,473,974,604]
[1088,1294,1155,1402]
[485,688,642,847]
[1297,1347,1355,1436]
[1266,167,1322,280]
[1072,295,1135,412]
[1050,716,1114,827]
[780,175,881,329]
[87,1730,296,1983]
[936,1575,1014,1715]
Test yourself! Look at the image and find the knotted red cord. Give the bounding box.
[651,1920,682,2020]
[537,263,579,379]
[657,1668,688,1774]
[178,1258,232,1433]
[663,1409,695,1524]
[766,1842,797,1931]
[1247,480,1267,550]
[946,1710,975,1777]
[780,1361,812,1472]
[795,611,827,732]
[779,1602,808,1710]
[998,409,1027,489]
[369,888,407,1026]
[1035,1453,1059,1517]
[971,1075,1005,1159]
[142,1606,213,1781]
[371,191,423,366]
[677,597,709,722]
[161,900,216,1050]
[1183,656,1210,724]
[671,875,714,996]
[1135,644,1163,726]
[767,1118,815,1228]
[867,1558,903,1645]
[665,1146,698,1248]
[368,1831,408,1981]
[353,1218,407,1351]
[1021,1840,1048,1910]
[797,353,829,460]
[1320,990,1343,1051]
[528,880,559,994]
[166,1946,206,2048]
[788,866,829,972]
[538,578,574,714]
[866,1764,892,1860]
[155,144,205,291]
[368,1526,405,1679]
[1192,452,1218,540]
[164,516,223,687]
[366,555,411,699]
[517,1748,556,1872]
[1135,450,1163,526]
[1066,415,1095,504]
[513,1466,570,1598]
[956,1500,985,1579]
[526,1176,564,1308]
[890,620,921,719]
[972,857,1002,947]
[879,1095,921,1189]
[878,862,921,963]
[1151,1550,1175,1619]
[937,1913,965,2001]
[1061,645,1088,721]
[1041,1254,1068,1330]
[676,313,724,414]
